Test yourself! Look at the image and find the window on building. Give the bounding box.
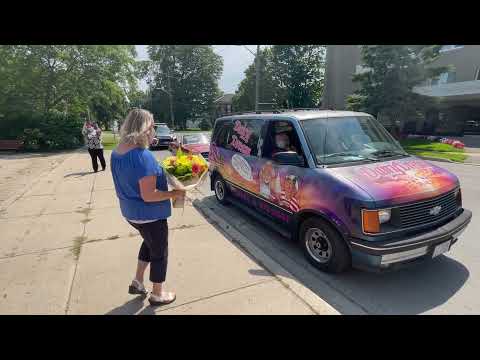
[439,45,464,53]
[355,65,371,75]
[431,71,456,85]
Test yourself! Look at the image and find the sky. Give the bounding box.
[135,45,257,94]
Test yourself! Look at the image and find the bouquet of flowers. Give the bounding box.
[161,149,209,208]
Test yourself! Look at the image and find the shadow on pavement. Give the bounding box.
[248,269,273,277]
[194,195,470,315]
[64,171,95,178]
[105,296,147,315]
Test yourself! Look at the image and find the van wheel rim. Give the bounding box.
[215,180,225,200]
[305,228,332,263]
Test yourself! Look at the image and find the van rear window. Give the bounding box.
[214,120,233,149]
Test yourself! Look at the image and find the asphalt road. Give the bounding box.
[154,148,479,314]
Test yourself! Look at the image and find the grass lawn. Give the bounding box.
[400,139,468,163]
[102,131,119,150]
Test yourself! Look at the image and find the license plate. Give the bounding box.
[433,241,451,258]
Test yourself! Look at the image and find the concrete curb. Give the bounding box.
[193,200,341,315]
[418,155,480,166]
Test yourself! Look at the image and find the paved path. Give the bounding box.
[0,149,336,315]
[0,152,71,207]
[2,148,477,314]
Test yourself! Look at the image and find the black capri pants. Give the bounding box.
[88,148,106,172]
[127,219,169,283]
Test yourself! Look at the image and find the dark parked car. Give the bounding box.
[150,125,176,150]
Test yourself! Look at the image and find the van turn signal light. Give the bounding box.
[362,210,380,234]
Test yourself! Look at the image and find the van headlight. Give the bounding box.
[378,209,391,224]
[362,208,391,234]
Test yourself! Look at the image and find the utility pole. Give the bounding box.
[239,45,261,112]
[167,74,175,129]
[167,45,176,129]
[255,45,260,112]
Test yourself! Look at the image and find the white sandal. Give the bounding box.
[128,279,148,296]
[149,292,176,306]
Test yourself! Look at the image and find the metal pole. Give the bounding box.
[255,45,260,112]
[167,74,175,129]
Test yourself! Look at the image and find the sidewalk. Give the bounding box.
[0,150,337,315]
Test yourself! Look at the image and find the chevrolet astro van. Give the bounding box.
[208,110,472,273]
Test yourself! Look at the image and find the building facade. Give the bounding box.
[322,45,480,135]
[213,94,235,118]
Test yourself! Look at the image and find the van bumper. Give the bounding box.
[349,209,472,272]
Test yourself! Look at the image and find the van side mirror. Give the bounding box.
[272,151,305,167]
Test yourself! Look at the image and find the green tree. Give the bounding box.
[145,45,223,129]
[270,45,326,108]
[232,46,326,111]
[0,45,137,118]
[232,48,278,112]
[346,45,448,128]
[90,80,129,129]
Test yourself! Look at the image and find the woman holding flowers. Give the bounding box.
[110,108,185,306]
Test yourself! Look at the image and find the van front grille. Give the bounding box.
[398,190,458,228]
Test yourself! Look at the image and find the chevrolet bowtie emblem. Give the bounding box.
[429,205,442,216]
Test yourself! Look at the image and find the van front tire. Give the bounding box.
[299,217,351,273]
[213,176,229,205]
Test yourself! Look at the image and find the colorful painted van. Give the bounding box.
[208,110,472,273]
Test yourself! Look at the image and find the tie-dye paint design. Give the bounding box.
[210,144,459,234]
[330,157,459,206]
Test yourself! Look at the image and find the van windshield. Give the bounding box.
[302,116,408,165]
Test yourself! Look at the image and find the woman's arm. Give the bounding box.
[139,176,185,202]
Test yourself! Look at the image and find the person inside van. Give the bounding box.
[271,132,297,156]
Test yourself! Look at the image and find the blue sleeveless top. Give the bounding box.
[110,148,171,221]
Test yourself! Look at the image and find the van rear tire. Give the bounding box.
[299,217,351,273]
[213,175,229,205]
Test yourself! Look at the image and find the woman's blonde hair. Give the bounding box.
[120,108,154,148]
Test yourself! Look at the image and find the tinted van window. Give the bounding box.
[214,120,233,149]
[230,119,264,156]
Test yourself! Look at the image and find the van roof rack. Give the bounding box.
[221,108,326,117]
[225,110,283,116]
[288,108,323,111]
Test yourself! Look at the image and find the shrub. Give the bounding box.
[199,118,211,130]
[2,111,84,151]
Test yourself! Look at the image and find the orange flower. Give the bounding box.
[169,159,176,166]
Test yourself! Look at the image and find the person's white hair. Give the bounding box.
[120,108,154,148]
